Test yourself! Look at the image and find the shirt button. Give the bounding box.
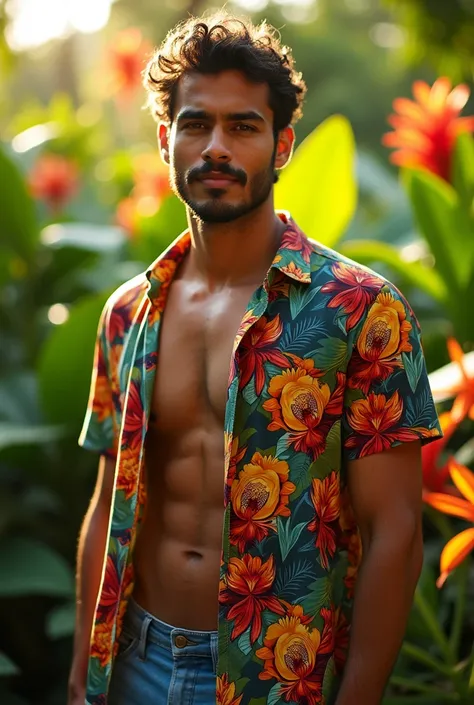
[174,635,188,648]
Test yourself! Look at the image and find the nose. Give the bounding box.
[201,127,231,163]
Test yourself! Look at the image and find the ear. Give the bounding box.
[274,126,295,170]
[158,123,170,165]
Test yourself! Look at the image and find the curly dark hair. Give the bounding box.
[143,11,306,132]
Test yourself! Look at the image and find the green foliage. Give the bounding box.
[275,115,357,247]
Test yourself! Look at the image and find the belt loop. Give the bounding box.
[138,614,152,661]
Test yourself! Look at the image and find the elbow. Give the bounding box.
[364,510,424,581]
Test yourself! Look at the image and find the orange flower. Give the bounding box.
[217,674,243,705]
[345,391,435,457]
[230,453,295,552]
[91,618,113,669]
[238,314,289,394]
[383,78,474,182]
[445,339,474,424]
[116,439,140,500]
[263,363,345,459]
[256,604,333,704]
[348,291,412,394]
[225,434,247,489]
[308,471,340,569]
[219,554,285,644]
[320,262,383,330]
[109,28,152,97]
[423,459,474,588]
[28,153,78,213]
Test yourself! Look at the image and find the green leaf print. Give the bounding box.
[402,350,424,393]
[299,578,332,615]
[277,517,307,561]
[275,433,293,459]
[322,656,336,701]
[313,336,348,371]
[309,421,341,478]
[267,682,285,705]
[274,559,316,599]
[289,284,321,319]
[242,378,258,406]
[237,627,253,656]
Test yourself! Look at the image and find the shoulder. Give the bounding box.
[305,238,420,330]
[100,272,150,342]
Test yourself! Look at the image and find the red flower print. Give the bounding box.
[238,314,289,395]
[121,378,145,445]
[217,674,243,705]
[279,223,314,264]
[219,554,285,644]
[230,453,295,552]
[263,364,345,460]
[345,391,435,457]
[320,262,383,330]
[256,604,334,704]
[348,290,412,394]
[308,471,341,569]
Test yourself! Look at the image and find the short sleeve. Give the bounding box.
[78,302,117,458]
[342,284,443,461]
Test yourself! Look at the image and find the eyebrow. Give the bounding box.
[176,109,266,123]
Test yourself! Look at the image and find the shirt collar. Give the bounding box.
[145,212,312,304]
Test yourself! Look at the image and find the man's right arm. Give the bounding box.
[68,455,116,705]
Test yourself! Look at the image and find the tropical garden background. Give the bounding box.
[1,0,474,703]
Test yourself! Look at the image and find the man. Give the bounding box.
[68,11,442,705]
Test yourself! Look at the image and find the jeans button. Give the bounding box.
[174,635,188,648]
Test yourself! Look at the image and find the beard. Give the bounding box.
[170,153,277,224]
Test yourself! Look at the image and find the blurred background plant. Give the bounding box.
[0,0,473,704]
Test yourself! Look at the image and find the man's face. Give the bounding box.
[160,70,290,224]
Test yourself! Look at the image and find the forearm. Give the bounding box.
[69,497,110,692]
[335,527,423,705]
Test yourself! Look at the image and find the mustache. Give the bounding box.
[187,162,247,186]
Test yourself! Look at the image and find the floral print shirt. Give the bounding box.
[79,214,441,705]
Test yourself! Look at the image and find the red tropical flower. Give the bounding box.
[263,363,345,460]
[278,221,314,265]
[422,411,458,494]
[219,554,285,644]
[230,453,295,552]
[424,459,474,587]
[256,604,334,704]
[308,471,341,569]
[347,290,413,394]
[91,617,113,668]
[238,314,289,394]
[121,379,145,445]
[109,28,152,97]
[28,153,78,213]
[97,554,121,621]
[383,77,474,182]
[345,391,437,457]
[320,262,383,330]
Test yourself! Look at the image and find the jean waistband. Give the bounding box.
[122,598,219,665]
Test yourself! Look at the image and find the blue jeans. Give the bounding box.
[108,599,219,705]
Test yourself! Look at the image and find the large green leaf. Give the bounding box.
[0,537,73,597]
[0,144,38,261]
[0,423,65,451]
[0,652,20,676]
[339,239,448,304]
[405,169,473,292]
[275,115,357,247]
[41,222,125,252]
[452,132,474,208]
[37,291,111,428]
[46,601,75,639]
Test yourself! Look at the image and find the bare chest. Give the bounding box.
[150,281,255,428]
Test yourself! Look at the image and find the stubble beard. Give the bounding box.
[171,159,277,224]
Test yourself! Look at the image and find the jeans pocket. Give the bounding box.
[116,629,140,661]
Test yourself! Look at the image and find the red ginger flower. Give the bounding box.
[109,28,152,97]
[383,77,474,182]
[28,153,78,213]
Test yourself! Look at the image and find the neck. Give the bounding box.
[183,198,286,290]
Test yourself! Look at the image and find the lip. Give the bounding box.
[198,173,239,188]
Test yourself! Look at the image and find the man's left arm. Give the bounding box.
[335,440,424,705]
